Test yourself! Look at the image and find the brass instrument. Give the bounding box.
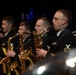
[33,30,44,61]
[33,31,43,48]
[18,34,26,73]
[1,33,19,75]
[10,60,19,75]
[22,47,36,67]
[33,27,52,60]
[18,34,36,73]
[33,26,52,48]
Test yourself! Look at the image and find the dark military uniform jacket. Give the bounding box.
[0,30,18,59]
[47,28,76,56]
[13,35,36,69]
[0,30,18,75]
[41,31,53,51]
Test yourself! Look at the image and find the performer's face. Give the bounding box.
[52,11,68,31]
[2,20,12,33]
[18,25,26,35]
[18,25,30,39]
[35,19,46,35]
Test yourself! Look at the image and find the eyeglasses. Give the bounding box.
[53,17,64,21]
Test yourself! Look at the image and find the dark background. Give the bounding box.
[0,0,76,31]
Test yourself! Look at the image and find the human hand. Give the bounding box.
[36,48,48,57]
[7,50,16,57]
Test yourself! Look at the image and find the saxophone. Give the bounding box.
[33,27,52,60]
[33,30,43,61]
[18,34,36,73]
[1,33,19,75]
[18,34,26,73]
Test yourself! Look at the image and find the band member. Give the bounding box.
[36,9,76,58]
[7,21,36,75]
[34,17,53,58]
[47,9,76,56]
[0,16,18,75]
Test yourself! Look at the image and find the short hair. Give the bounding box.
[2,16,16,26]
[37,17,51,27]
[56,9,72,24]
[20,21,33,32]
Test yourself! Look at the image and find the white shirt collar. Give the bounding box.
[4,30,11,36]
[5,31,9,36]
[57,29,65,37]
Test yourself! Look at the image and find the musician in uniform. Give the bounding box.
[37,9,76,58]
[34,17,54,58]
[0,16,18,75]
[47,9,76,56]
[7,21,36,75]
